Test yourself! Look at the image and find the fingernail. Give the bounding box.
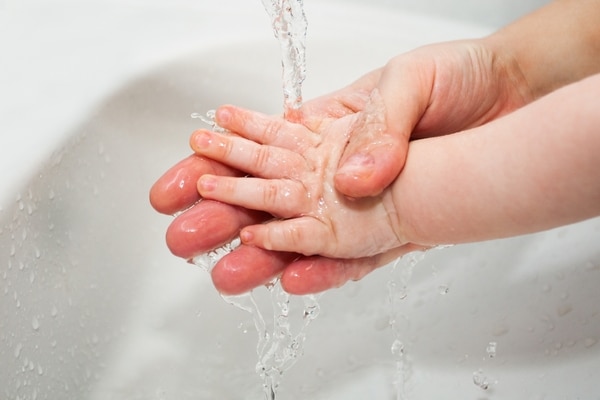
[198,175,217,192]
[337,153,375,177]
[216,107,231,125]
[193,131,213,149]
[240,229,254,243]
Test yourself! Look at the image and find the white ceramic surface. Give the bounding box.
[2,1,599,399]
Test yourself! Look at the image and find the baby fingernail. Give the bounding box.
[216,107,232,124]
[337,153,375,177]
[240,229,254,243]
[198,175,217,192]
[192,131,213,149]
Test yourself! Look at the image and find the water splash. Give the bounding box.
[191,237,241,272]
[260,0,308,120]
[222,282,320,400]
[191,109,228,133]
[388,251,424,400]
[473,369,491,390]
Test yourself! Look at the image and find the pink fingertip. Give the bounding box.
[240,229,254,243]
[197,175,217,192]
[215,107,232,125]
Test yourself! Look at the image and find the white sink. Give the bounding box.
[2,1,600,399]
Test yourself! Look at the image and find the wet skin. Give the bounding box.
[150,38,534,295]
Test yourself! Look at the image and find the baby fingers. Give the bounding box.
[214,104,320,151]
[197,175,310,219]
[240,217,333,257]
[190,130,306,179]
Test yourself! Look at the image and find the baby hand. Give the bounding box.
[190,105,406,259]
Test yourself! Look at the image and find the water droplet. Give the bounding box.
[556,303,573,317]
[48,189,55,200]
[14,343,23,358]
[473,369,491,390]
[391,339,405,357]
[486,341,497,358]
[303,304,320,320]
[32,316,40,331]
[438,285,449,295]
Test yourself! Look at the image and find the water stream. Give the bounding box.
[388,252,424,400]
[260,0,308,120]
[191,237,320,400]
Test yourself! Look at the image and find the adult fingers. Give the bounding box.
[149,154,240,215]
[211,246,298,295]
[165,199,267,259]
[190,130,306,180]
[281,244,425,295]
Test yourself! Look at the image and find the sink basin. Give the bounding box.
[2,1,600,399]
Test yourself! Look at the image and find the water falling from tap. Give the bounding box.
[260,0,308,121]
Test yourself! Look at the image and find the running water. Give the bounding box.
[223,289,320,400]
[192,242,320,400]
[260,0,308,120]
[388,251,425,400]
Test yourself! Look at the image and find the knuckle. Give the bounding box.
[282,225,307,252]
[262,120,282,144]
[262,181,281,209]
[219,136,235,160]
[253,145,271,172]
